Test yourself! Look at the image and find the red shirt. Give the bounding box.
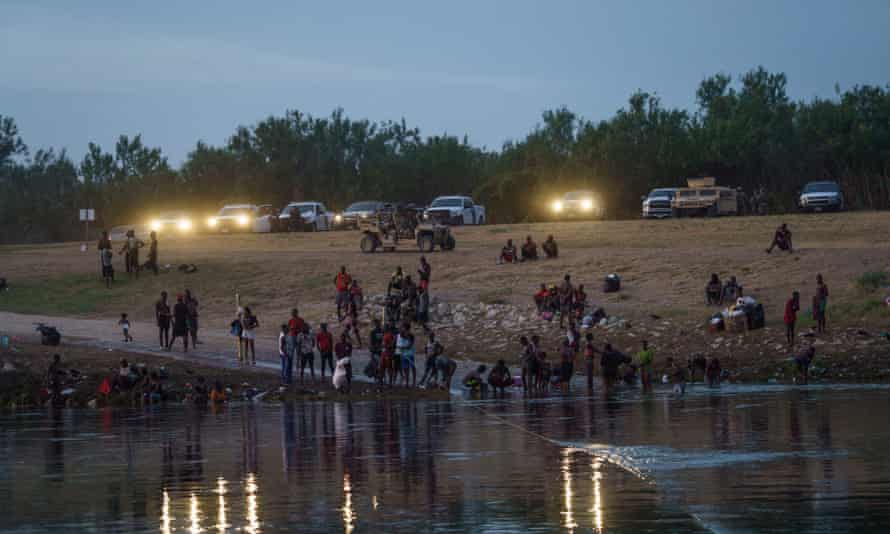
[288,317,305,336]
[383,331,396,350]
[783,299,798,324]
[335,272,352,292]
[316,331,333,353]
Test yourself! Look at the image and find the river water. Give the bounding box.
[1,384,889,533]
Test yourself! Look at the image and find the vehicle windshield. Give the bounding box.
[803,182,839,194]
[218,207,252,217]
[281,204,315,215]
[698,189,717,196]
[564,191,592,200]
[648,189,675,199]
[430,198,463,208]
[345,202,379,212]
[677,190,697,197]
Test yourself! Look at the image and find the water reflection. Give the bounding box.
[4,386,890,532]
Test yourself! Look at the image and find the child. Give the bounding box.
[118,313,133,342]
[210,380,227,403]
[784,291,800,346]
[333,349,353,393]
[101,248,114,288]
[279,324,292,385]
[667,357,687,396]
[463,364,487,391]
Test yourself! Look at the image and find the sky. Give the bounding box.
[2,0,889,165]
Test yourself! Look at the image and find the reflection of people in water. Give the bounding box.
[180,416,204,484]
[281,403,297,475]
[241,406,260,475]
[44,407,65,481]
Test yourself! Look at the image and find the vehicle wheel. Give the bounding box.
[707,204,718,217]
[442,235,456,251]
[672,208,681,218]
[471,213,477,225]
[418,234,435,253]
[360,235,377,253]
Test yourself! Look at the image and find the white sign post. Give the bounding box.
[79,209,95,252]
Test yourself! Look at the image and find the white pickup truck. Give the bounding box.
[423,196,486,225]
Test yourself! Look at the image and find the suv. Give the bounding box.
[799,181,844,212]
[641,188,678,218]
[336,201,384,229]
[551,190,604,219]
[671,177,739,217]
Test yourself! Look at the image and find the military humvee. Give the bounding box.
[671,177,740,217]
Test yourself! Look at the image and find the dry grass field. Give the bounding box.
[2,212,889,379]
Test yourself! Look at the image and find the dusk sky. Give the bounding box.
[3,0,889,165]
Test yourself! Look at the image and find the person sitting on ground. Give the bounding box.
[210,380,227,403]
[766,223,793,254]
[499,239,518,264]
[721,276,742,304]
[573,284,587,319]
[794,346,816,385]
[488,360,512,394]
[542,235,558,259]
[706,357,722,387]
[463,364,488,391]
[534,284,551,312]
[521,235,538,261]
[706,273,722,305]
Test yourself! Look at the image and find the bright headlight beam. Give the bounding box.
[150,220,161,232]
[237,215,249,227]
[207,217,218,228]
[177,218,192,231]
[581,199,593,211]
[552,200,563,212]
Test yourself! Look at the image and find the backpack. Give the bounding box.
[603,274,621,293]
[230,320,243,337]
[749,304,765,330]
[37,325,61,346]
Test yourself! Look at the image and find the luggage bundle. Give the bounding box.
[603,274,621,293]
[710,296,765,333]
[35,323,61,346]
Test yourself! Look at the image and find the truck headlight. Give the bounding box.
[177,218,192,232]
[149,220,161,232]
[237,215,249,227]
[207,217,218,228]
[581,199,593,211]
[552,200,563,213]
[334,214,343,223]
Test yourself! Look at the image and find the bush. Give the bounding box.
[856,271,889,291]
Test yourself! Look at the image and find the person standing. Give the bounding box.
[584,333,597,391]
[185,289,200,346]
[396,323,416,387]
[636,340,655,393]
[242,306,259,365]
[814,274,829,334]
[147,231,159,275]
[231,311,244,363]
[297,324,316,383]
[418,256,432,291]
[316,323,335,379]
[416,287,431,335]
[784,291,800,347]
[558,274,574,328]
[169,295,189,352]
[119,230,143,277]
[278,324,292,385]
[101,248,114,288]
[334,266,352,321]
[97,230,112,279]
[419,331,443,387]
[287,308,305,370]
[369,318,385,383]
[155,291,172,349]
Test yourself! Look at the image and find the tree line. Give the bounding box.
[2,67,888,244]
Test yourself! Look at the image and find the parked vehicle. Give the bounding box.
[336,201,384,230]
[799,181,844,212]
[671,177,739,217]
[279,202,335,231]
[641,188,678,218]
[206,204,272,233]
[423,196,485,225]
[148,211,196,234]
[551,190,605,219]
[360,218,455,253]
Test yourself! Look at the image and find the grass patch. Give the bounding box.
[0,273,142,315]
[856,271,888,292]
[830,299,890,321]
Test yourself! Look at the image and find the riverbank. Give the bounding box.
[0,342,448,409]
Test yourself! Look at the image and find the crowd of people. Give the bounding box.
[83,219,829,400]
[97,230,160,285]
